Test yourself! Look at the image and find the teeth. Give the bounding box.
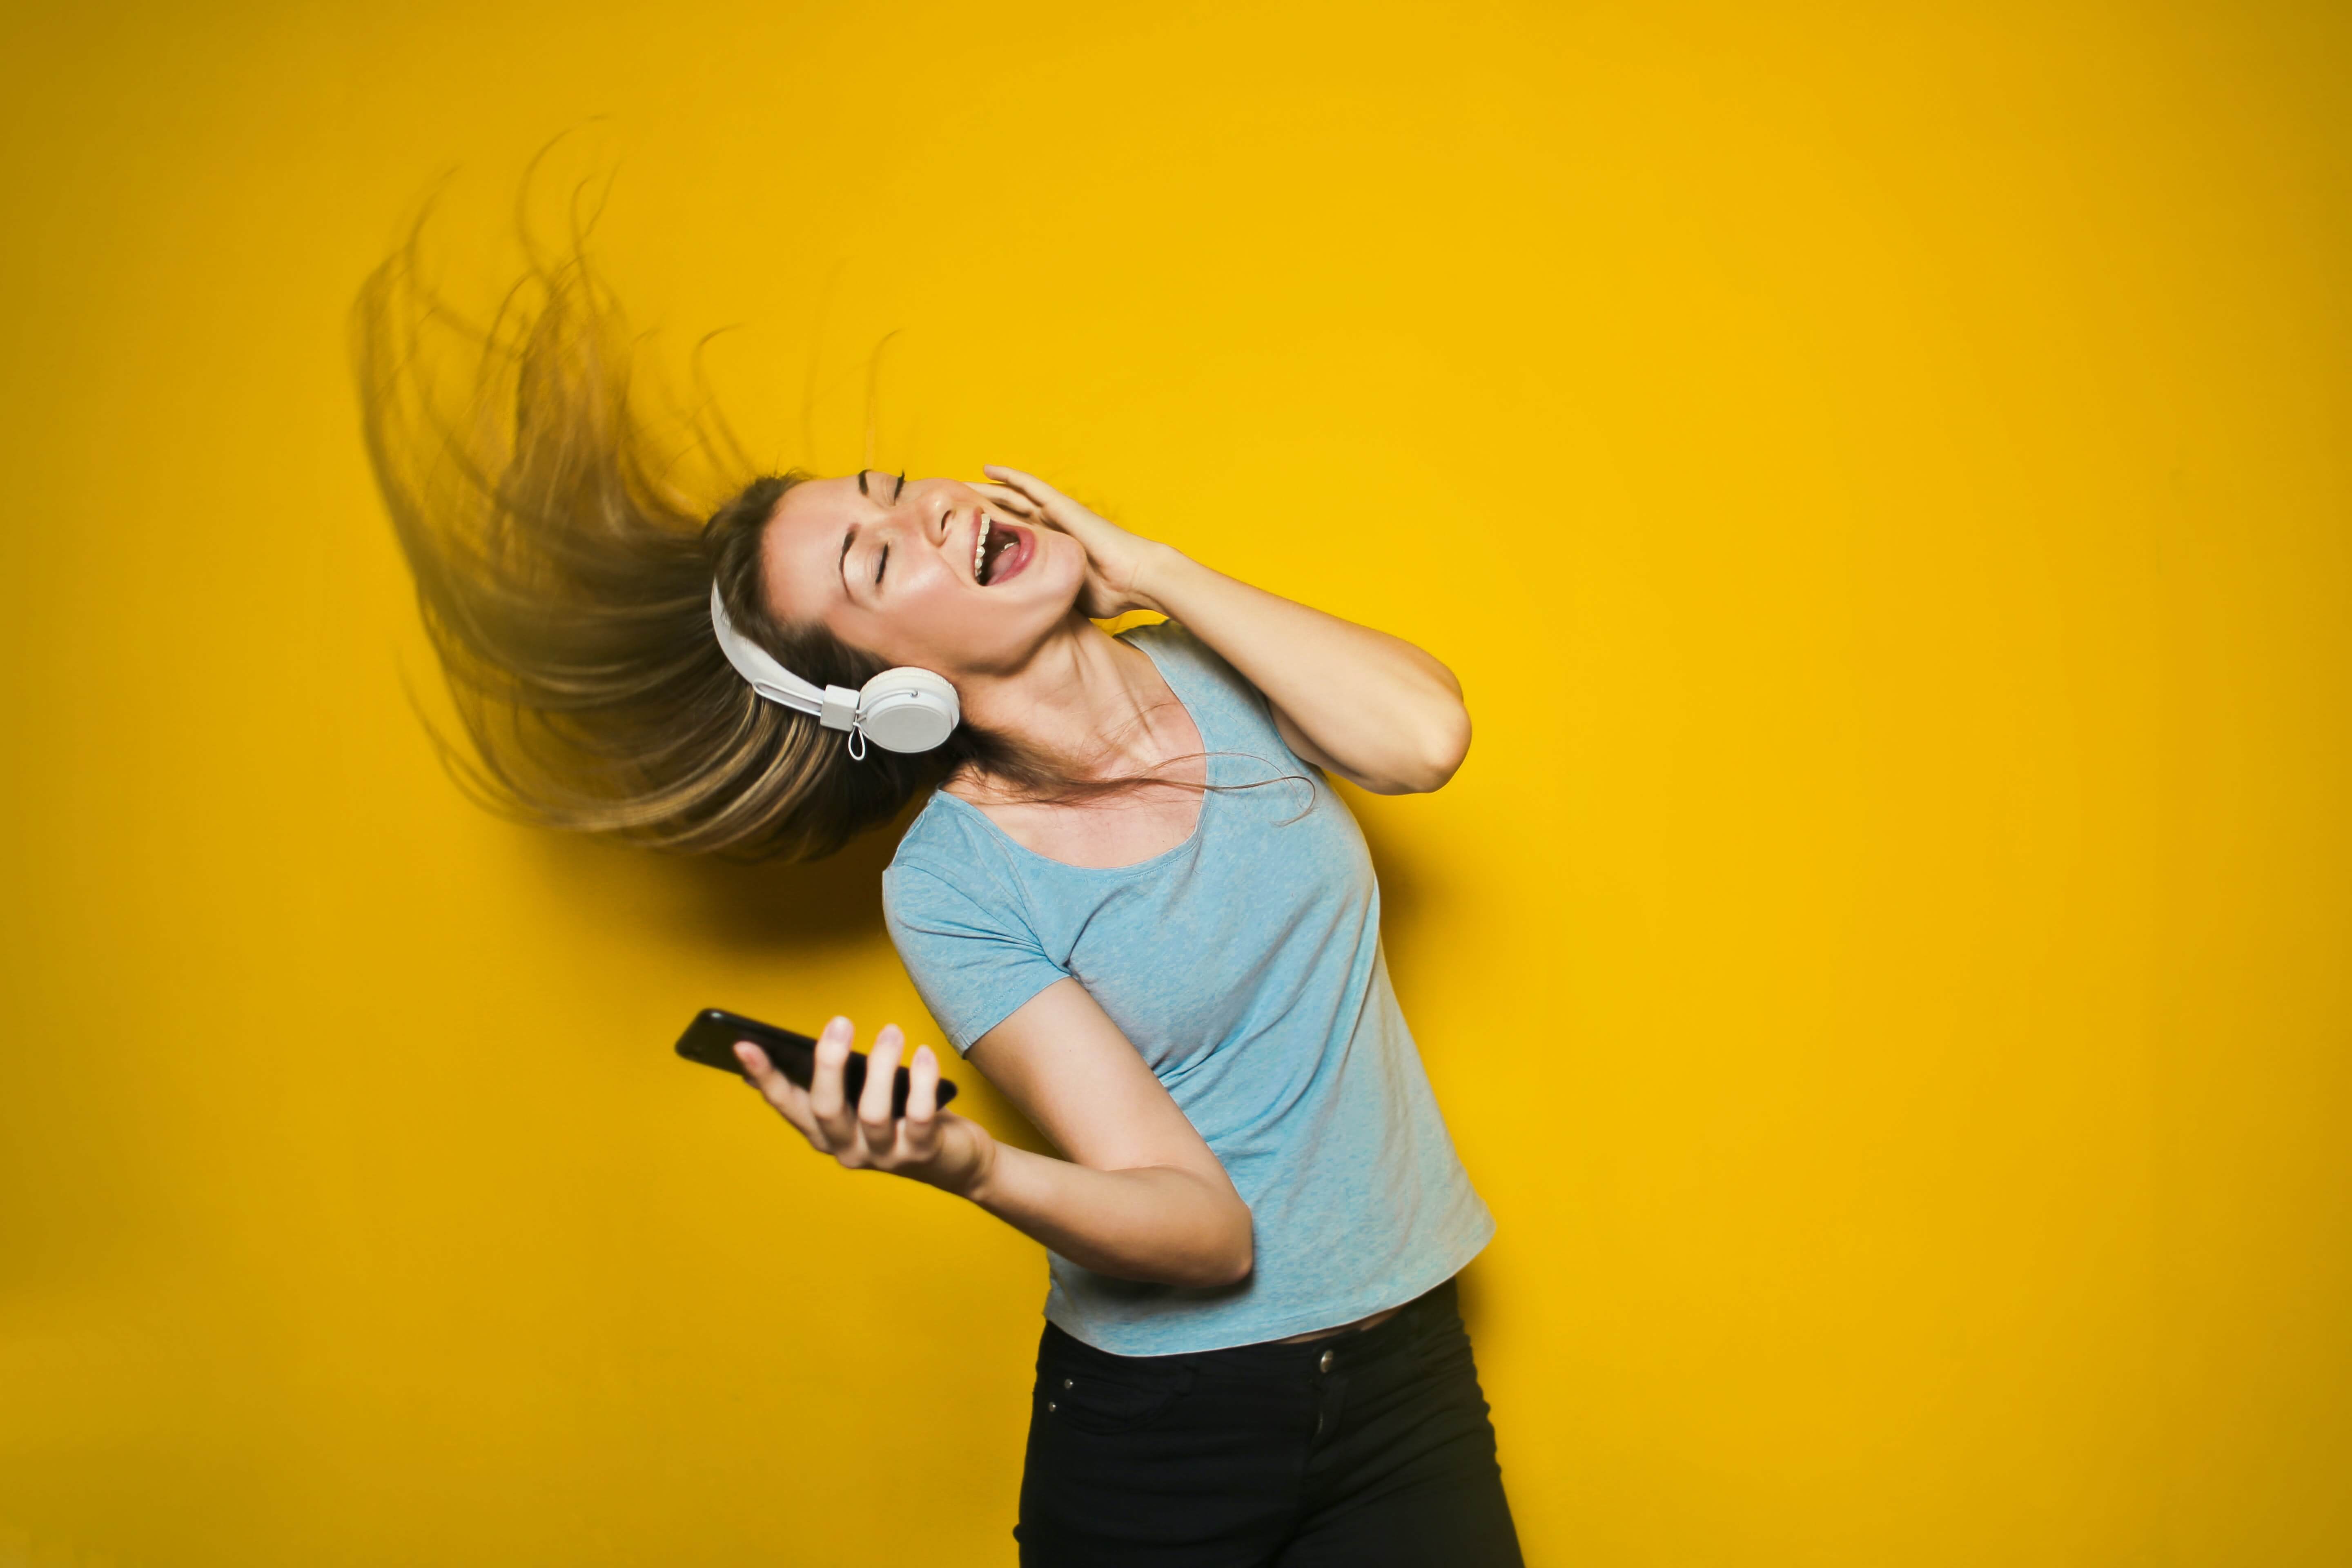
[975,517,991,581]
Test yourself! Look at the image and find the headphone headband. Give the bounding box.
[708,585,861,731]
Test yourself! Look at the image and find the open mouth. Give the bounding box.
[973,515,1031,586]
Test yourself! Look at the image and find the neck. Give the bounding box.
[949,617,1186,795]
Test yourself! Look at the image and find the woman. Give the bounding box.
[356,241,1521,1566]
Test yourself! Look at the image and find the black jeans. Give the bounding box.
[1016,1278,1523,1567]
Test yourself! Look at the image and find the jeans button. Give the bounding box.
[1047,1401,1057,1412]
[1062,1377,1074,1390]
[1318,1348,1335,1374]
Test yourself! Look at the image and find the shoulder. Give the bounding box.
[884,795,995,904]
[883,793,1029,930]
[1123,619,1317,782]
[1122,619,1276,730]
[1122,617,1226,681]
[881,800,1071,1051]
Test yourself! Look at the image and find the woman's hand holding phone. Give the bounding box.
[734,1016,995,1196]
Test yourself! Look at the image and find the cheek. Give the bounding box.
[855,580,998,668]
[853,546,1079,672]
[1007,530,1080,604]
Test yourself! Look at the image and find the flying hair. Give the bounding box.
[350,182,1307,860]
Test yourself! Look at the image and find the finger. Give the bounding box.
[775,1083,824,1143]
[808,1016,857,1141]
[900,1044,942,1156]
[735,1042,825,1143]
[765,1071,823,1139]
[736,1041,799,1106]
[971,482,1038,518]
[980,465,1068,509]
[858,1026,905,1149]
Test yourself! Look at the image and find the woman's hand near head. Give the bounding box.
[733,1017,995,1196]
[976,466,1176,621]
[981,464,1469,795]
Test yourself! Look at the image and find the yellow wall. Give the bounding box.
[3,1,2347,1562]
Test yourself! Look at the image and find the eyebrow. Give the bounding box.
[842,471,892,593]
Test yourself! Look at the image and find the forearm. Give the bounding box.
[959,1138,1254,1288]
[1135,547,1471,793]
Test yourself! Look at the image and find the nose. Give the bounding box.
[907,483,988,553]
[913,483,959,542]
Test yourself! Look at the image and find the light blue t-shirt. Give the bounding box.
[881,623,1493,1355]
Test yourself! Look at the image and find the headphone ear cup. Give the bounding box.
[857,668,961,753]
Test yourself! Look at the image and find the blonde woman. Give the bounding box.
[357,246,1521,1566]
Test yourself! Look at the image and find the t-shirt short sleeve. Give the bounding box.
[882,861,1070,1054]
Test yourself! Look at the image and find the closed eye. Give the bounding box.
[875,543,889,586]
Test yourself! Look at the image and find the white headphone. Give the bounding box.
[708,584,960,758]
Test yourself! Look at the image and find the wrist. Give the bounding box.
[1126,542,1195,617]
[941,1122,1000,1204]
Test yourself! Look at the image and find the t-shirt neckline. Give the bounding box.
[927,627,1211,876]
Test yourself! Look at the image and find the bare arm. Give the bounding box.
[976,467,1472,795]
[1130,551,1470,795]
[733,982,1252,1289]
[962,979,1252,1285]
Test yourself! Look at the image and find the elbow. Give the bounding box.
[1172,1198,1255,1289]
[1197,1260,1254,1290]
[1184,1243,1254,1291]
[1362,708,1473,796]
[1100,1169,1253,1289]
[1414,709,1472,793]
[1205,1227,1256,1289]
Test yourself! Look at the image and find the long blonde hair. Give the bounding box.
[352,198,1284,860]
[351,226,952,860]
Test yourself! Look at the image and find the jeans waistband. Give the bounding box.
[1042,1275,1460,1374]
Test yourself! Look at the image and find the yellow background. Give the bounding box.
[3,1,2347,1562]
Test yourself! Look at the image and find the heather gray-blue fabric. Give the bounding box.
[881,622,1493,1355]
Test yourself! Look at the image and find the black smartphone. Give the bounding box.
[673,1007,957,1118]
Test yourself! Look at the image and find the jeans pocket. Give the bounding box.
[1037,1348,1196,1437]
